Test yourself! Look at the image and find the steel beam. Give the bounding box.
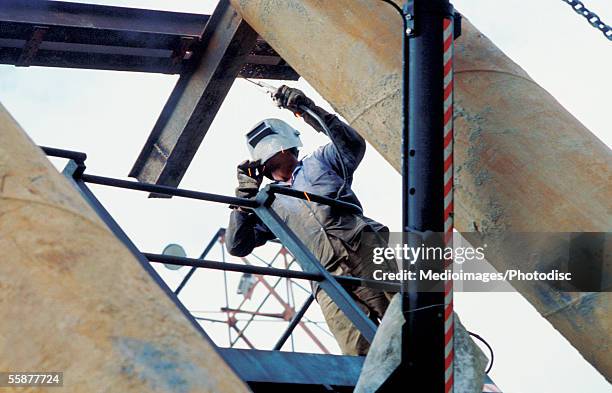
[0,0,299,77]
[0,0,207,73]
[0,0,208,37]
[129,0,258,188]
[240,37,299,80]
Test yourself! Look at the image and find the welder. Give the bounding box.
[226,85,397,355]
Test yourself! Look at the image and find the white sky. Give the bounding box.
[1,0,611,392]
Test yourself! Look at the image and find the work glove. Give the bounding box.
[274,85,333,134]
[235,159,263,199]
[273,85,315,115]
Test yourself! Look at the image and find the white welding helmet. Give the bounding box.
[246,118,302,164]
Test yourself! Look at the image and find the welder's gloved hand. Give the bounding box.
[273,85,315,115]
[235,159,263,199]
[274,85,332,134]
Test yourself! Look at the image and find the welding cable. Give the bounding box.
[468,331,494,374]
[401,304,496,374]
[379,0,403,15]
[403,303,445,314]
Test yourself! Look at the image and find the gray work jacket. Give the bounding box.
[226,112,386,272]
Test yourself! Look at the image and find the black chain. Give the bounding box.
[561,0,612,41]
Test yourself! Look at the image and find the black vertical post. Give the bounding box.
[402,0,454,391]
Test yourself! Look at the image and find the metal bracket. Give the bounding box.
[17,26,47,67]
[258,184,277,207]
[454,12,462,39]
[169,36,196,73]
[40,146,87,177]
[403,1,416,37]
[68,160,86,179]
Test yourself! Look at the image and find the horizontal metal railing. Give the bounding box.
[145,252,398,291]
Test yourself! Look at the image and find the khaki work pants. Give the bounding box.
[316,232,397,356]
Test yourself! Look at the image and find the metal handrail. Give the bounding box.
[81,173,259,208]
[146,253,323,281]
[145,252,400,291]
[265,184,363,214]
[41,146,364,213]
[40,145,87,163]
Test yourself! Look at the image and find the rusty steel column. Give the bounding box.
[229,0,612,380]
[0,102,250,392]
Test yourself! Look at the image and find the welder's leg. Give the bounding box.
[319,230,398,355]
[353,285,391,321]
[344,230,397,322]
[315,288,371,356]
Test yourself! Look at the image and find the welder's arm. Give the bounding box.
[307,107,366,175]
[274,85,366,174]
[226,160,276,256]
[226,210,276,257]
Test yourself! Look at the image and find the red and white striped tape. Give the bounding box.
[443,17,455,393]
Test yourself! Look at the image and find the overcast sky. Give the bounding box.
[1,0,611,392]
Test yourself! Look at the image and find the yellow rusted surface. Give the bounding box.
[230,0,611,380]
[0,102,250,392]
